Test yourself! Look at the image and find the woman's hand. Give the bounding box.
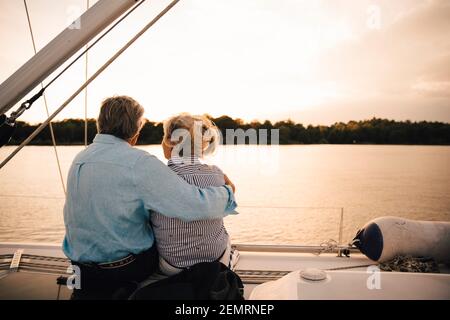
[224,174,236,194]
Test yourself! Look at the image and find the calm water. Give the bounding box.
[0,145,449,245]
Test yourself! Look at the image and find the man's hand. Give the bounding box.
[224,174,236,194]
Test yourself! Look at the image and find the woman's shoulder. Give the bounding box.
[168,159,224,175]
[204,164,224,175]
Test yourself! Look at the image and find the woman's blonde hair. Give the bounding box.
[163,113,220,158]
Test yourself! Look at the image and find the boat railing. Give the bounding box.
[232,243,359,255]
[0,194,352,251]
[238,205,346,244]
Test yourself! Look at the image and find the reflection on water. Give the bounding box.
[0,145,449,245]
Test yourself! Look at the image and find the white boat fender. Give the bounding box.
[352,216,450,263]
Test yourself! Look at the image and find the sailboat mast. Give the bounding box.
[0,0,139,116]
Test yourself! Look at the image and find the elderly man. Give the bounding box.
[63,96,237,299]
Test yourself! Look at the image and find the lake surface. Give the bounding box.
[0,145,449,246]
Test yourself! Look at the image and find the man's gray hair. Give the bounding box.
[97,96,145,140]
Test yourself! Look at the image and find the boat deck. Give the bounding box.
[1,243,449,300]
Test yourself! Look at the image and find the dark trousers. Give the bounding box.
[71,245,158,300]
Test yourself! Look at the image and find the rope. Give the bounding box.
[379,256,440,273]
[56,284,62,300]
[84,0,90,148]
[314,239,340,255]
[0,0,180,170]
[326,264,375,271]
[23,0,66,195]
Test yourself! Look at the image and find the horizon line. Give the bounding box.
[16,116,450,127]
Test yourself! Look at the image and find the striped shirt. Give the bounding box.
[151,156,230,268]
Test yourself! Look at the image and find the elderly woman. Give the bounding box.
[151,113,236,276]
[63,96,237,299]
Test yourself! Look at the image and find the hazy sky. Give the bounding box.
[0,0,449,124]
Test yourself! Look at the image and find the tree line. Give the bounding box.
[8,116,450,145]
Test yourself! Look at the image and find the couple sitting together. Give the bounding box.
[63,96,239,299]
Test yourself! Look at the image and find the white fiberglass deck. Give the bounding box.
[0,242,449,300]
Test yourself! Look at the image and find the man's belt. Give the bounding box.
[97,254,136,269]
[75,254,137,270]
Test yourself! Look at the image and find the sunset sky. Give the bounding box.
[0,0,449,125]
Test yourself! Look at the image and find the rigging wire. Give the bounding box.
[0,0,181,170]
[4,0,147,125]
[84,0,90,148]
[41,0,147,92]
[23,0,66,195]
[0,195,344,209]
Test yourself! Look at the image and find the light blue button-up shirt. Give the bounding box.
[63,134,237,263]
